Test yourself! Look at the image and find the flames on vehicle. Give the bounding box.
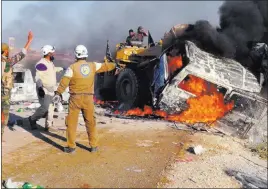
[95,56,235,126]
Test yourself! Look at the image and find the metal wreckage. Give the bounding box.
[10,24,268,141]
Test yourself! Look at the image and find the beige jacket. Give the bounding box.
[57,60,115,95]
[35,58,63,96]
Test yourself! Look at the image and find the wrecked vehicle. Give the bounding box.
[96,24,267,138]
[95,33,162,110]
[159,40,267,138]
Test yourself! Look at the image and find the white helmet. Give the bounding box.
[41,45,55,56]
[74,45,88,58]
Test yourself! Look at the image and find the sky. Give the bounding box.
[2,1,34,28]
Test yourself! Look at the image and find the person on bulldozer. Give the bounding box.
[52,45,116,153]
[126,29,136,46]
[136,26,148,42]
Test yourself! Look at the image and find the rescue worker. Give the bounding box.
[52,45,116,153]
[28,45,63,131]
[1,31,33,139]
[126,29,136,46]
[136,26,148,42]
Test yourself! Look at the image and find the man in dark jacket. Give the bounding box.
[126,29,136,46]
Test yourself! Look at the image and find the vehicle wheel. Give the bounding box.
[116,68,142,111]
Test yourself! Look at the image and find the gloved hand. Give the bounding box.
[38,87,45,98]
[52,92,62,104]
[56,67,64,72]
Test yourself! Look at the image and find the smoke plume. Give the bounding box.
[2,1,267,75]
[2,1,222,61]
[177,1,267,72]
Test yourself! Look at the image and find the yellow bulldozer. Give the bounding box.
[95,31,164,111]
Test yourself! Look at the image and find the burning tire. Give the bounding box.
[116,68,150,111]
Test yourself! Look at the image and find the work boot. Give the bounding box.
[63,147,76,154]
[28,117,37,130]
[44,121,53,132]
[89,147,98,153]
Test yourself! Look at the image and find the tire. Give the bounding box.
[94,73,116,101]
[116,68,147,111]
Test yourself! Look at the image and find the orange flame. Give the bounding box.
[93,96,105,105]
[125,105,153,116]
[179,75,211,96]
[166,93,234,123]
[114,75,234,126]
[168,56,183,74]
[114,110,120,115]
[154,110,168,118]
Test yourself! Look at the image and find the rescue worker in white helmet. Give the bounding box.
[27,45,64,131]
[52,45,116,153]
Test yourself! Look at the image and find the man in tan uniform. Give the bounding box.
[1,31,33,139]
[53,45,116,153]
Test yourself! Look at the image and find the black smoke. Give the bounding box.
[2,1,268,80]
[176,1,267,74]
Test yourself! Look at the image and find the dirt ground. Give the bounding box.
[1,105,267,188]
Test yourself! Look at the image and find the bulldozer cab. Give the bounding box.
[114,33,155,64]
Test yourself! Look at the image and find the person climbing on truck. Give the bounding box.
[136,26,148,42]
[126,29,136,46]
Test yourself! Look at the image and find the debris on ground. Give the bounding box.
[2,178,44,189]
[226,170,268,189]
[126,167,144,173]
[17,108,24,113]
[97,121,106,124]
[136,140,154,147]
[187,145,206,155]
[175,156,194,163]
[249,142,268,160]
[27,103,41,110]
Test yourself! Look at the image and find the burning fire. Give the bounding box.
[114,75,234,125]
[93,96,105,105]
[171,75,234,123]
[124,105,153,116]
[179,75,208,96]
[168,55,183,74]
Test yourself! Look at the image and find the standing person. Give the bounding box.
[1,31,33,140]
[52,45,116,153]
[126,29,136,46]
[136,26,148,42]
[27,45,63,131]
